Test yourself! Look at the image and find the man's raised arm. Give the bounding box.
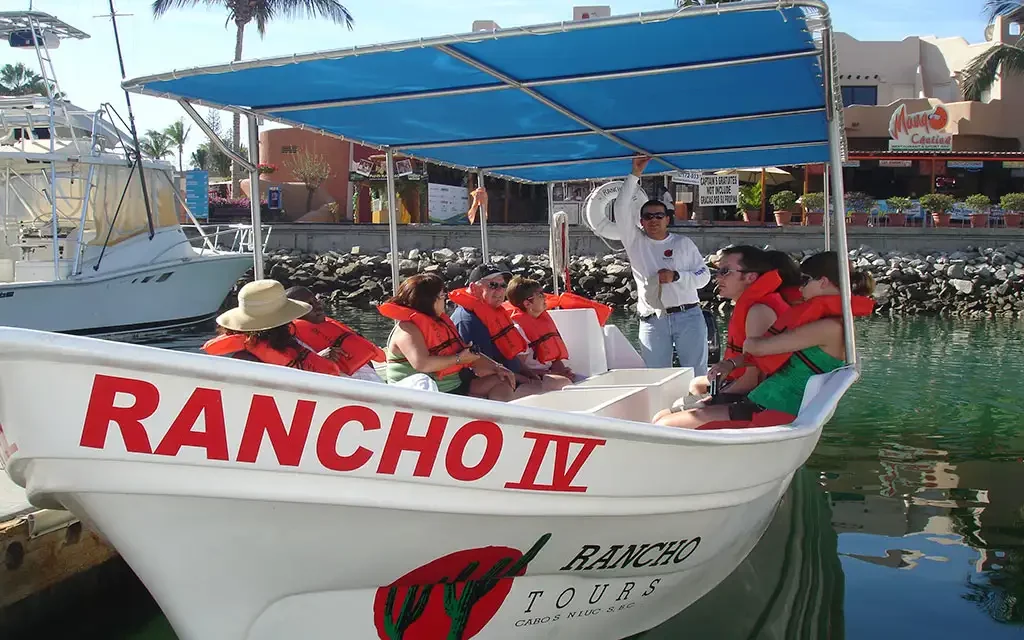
[613,156,651,247]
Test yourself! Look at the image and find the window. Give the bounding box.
[841,86,878,107]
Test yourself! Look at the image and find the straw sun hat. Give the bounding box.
[215,279,312,332]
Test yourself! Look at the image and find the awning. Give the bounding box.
[122,0,843,184]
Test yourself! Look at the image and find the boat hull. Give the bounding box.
[0,329,846,639]
[0,253,250,335]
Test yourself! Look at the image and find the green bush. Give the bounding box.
[801,192,825,212]
[964,194,991,212]
[999,193,1024,211]
[886,196,911,214]
[919,193,955,214]
[769,190,798,212]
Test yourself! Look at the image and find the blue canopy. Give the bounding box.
[124,0,844,183]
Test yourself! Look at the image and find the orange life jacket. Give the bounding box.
[378,302,468,379]
[779,286,804,305]
[292,317,386,376]
[723,270,792,382]
[201,333,341,376]
[511,308,569,364]
[750,294,875,376]
[500,292,613,327]
[448,288,528,361]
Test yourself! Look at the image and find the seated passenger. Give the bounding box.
[654,251,875,430]
[286,286,385,382]
[766,250,805,304]
[449,264,552,397]
[504,276,576,388]
[202,279,340,375]
[689,246,790,402]
[378,273,516,400]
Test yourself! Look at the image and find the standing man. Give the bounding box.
[614,156,711,375]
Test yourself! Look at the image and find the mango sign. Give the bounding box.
[888,103,952,152]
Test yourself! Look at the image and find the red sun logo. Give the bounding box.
[373,533,551,640]
[664,249,673,258]
[928,106,948,132]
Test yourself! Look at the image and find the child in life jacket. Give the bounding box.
[505,276,577,387]
[285,286,385,383]
[653,251,875,430]
[201,279,340,376]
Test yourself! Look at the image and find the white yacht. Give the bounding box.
[0,11,255,335]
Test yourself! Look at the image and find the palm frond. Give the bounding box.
[982,0,1023,22]
[266,0,354,33]
[152,0,226,19]
[960,43,1024,101]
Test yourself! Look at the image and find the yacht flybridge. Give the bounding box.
[0,3,860,639]
[0,11,254,335]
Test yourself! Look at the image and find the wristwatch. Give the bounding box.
[455,353,462,364]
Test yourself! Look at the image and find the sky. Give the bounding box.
[2,0,996,167]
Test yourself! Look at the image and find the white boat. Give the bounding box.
[0,2,860,639]
[0,11,255,335]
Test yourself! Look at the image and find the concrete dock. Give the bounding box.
[1,472,118,624]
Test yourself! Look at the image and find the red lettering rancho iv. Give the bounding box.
[76,374,605,493]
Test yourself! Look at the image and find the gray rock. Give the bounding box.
[950,279,975,295]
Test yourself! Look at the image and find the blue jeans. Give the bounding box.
[638,306,708,376]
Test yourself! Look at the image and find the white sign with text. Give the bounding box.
[698,174,739,207]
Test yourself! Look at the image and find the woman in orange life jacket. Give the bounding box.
[201,279,341,376]
[688,246,791,404]
[765,250,806,304]
[379,273,517,400]
[505,276,576,389]
[653,251,875,430]
[285,286,385,382]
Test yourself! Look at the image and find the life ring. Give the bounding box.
[584,180,648,242]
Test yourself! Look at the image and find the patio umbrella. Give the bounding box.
[714,167,794,185]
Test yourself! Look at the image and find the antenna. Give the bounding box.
[102,0,155,240]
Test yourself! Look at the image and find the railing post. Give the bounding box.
[478,170,490,263]
[246,114,265,280]
[385,147,401,296]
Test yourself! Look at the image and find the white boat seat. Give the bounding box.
[548,308,609,378]
[603,323,646,369]
[566,367,693,420]
[511,385,650,421]
[790,366,858,429]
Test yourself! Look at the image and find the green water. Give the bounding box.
[28,313,1024,638]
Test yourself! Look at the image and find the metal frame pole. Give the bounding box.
[823,26,857,367]
[385,147,401,295]
[548,182,559,296]
[822,164,831,251]
[477,170,490,263]
[245,114,265,280]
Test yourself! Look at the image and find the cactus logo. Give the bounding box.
[373,533,552,639]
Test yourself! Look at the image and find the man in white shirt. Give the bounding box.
[614,156,711,375]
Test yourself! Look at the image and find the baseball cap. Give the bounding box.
[467,263,511,283]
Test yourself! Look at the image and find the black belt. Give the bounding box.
[640,302,698,320]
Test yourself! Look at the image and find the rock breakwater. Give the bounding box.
[233,243,1024,318]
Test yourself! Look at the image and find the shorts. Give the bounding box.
[695,398,796,431]
[449,368,475,396]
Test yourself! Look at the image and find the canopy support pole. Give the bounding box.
[386,148,400,295]
[246,114,265,280]
[822,164,831,251]
[179,100,255,172]
[477,170,490,263]
[823,26,857,367]
[548,182,559,296]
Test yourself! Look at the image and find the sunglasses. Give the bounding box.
[484,280,506,290]
[800,273,816,286]
[713,267,754,277]
[641,212,668,221]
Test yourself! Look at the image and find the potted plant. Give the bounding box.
[999,193,1024,228]
[738,183,762,224]
[844,191,872,225]
[964,194,991,228]
[769,190,798,225]
[257,162,278,176]
[801,192,825,225]
[885,196,911,227]
[919,193,955,227]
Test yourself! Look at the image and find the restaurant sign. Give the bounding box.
[888,103,952,152]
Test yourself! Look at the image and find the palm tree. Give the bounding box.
[151,0,354,197]
[140,130,173,161]
[0,62,48,96]
[163,118,192,172]
[961,1,1024,100]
